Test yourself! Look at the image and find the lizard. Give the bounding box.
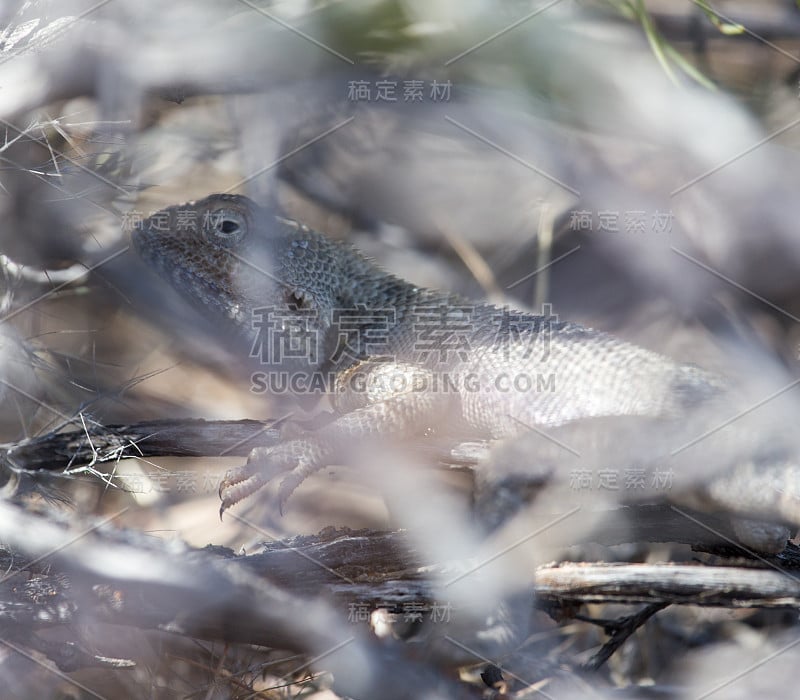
[132,193,799,552]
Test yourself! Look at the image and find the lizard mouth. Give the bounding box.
[132,212,201,282]
[130,224,153,265]
[130,218,171,271]
[132,217,244,322]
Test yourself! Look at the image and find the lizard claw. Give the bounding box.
[218,464,267,518]
[276,460,322,515]
[276,472,304,515]
[217,446,327,516]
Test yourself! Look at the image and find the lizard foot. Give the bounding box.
[275,461,322,514]
[219,442,328,516]
[218,465,310,517]
[218,464,267,517]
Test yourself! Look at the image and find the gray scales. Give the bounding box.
[133,194,800,553]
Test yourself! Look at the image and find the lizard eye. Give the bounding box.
[202,207,247,246]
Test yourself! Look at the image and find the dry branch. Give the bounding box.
[0,503,478,699]
[535,561,800,608]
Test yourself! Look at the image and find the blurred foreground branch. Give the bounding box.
[0,504,475,699]
[0,508,798,688]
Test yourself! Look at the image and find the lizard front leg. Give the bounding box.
[219,362,458,514]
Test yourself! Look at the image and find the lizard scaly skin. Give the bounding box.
[133,194,794,551]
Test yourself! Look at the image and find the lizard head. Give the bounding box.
[132,193,344,372]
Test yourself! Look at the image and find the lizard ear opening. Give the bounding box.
[286,290,312,309]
